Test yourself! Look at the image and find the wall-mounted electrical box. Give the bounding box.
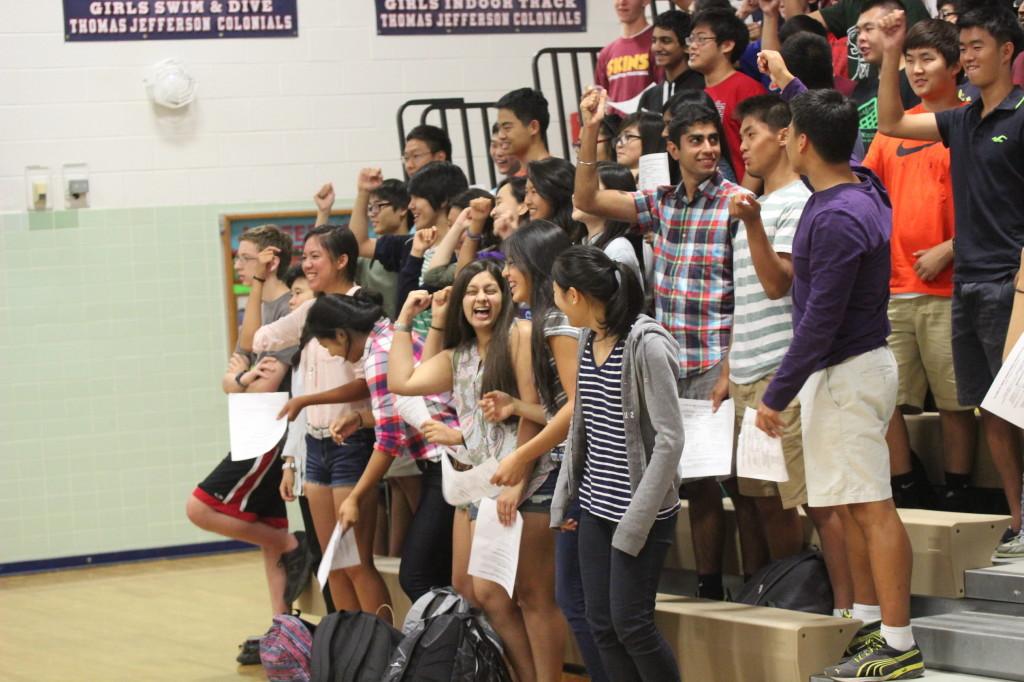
[63,163,90,209]
[25,166,52,211]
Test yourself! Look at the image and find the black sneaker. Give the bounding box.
[826,639,925,680]
[236,634,263,665]
[279,531,314,605]
[843,621,883,659]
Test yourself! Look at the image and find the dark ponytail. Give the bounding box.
[297,289,384,362]
[552,246,643,339]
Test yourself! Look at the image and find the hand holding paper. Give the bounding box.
[468,497,523,598]
[677,398,734,479]
[441,454,502,506]
[316,522,361,589]
[737,407,789,482]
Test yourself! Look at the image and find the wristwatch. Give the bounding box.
[282,461,297,471]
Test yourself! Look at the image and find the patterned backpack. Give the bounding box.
[261,613,317,682]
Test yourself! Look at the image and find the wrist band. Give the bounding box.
[282,461,296,471]
[235,370,248,388]
[577,159,597,166]
[393,322,412,333]
[466,232,483,241]
[252,276,266,283]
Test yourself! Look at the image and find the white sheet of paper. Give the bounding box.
[981,333,1024,429]
[677,398,734,479]
[638,152,671,192]
[737,407,789,482]
[468,497,523,598]
[395,395,433,432]
[229,392,289,461]
[316,522,361,588]
[606,83,655,116]
[441,453,503,506]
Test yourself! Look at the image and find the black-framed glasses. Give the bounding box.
[938,8,958,20]
[685,33,716,47]
[614,133,643,147]
[368,201,392,215]
[401,151,430,164]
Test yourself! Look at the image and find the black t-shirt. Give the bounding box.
[852,68,920,151]
[638,70,707,113]
[936,87,1024,282]
[373,234,416,313]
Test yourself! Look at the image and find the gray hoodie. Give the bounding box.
[550,315,684,557]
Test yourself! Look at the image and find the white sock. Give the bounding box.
[881,623,915,651]
[833,608,850,618]
[852,603,881,623]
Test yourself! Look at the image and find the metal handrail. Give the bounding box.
[531,46,601,159]
[396,97,498,188]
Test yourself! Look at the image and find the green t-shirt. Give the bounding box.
[820,0,931,80]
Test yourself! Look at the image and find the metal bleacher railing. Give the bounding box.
[395,1,670,179]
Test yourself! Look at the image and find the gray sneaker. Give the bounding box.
[826,639,925,680]
[995,531,1024,559]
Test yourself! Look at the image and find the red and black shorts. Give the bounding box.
[192,447,287,528]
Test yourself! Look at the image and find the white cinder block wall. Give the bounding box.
[0,1,620,212]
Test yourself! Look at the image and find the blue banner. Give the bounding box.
[63,0,298,42]
[375,0,586,35]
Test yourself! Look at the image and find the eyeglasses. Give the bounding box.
[401,151,430,164]
[614,133,643,147]
[938,9,958,19]
[685,33,716,47]
[368,201,392,215]
[233,253,258,264]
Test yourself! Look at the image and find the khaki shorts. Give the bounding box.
[799,347,897,508]
[887,295,971,412]
[730,374,808,509]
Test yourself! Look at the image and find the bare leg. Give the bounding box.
[754,495,803,561]
[304,482,359,612]
[885,410,913,477]
[186,496,297,614]
[981,410,1023,530]
[516,512,567,682]
[805,505,853,610]
[389,476,422,557]
[474,573,536,682]
[333,485,392,621]
[724,478,771,576]
[940,409,977,476]
[451,509,478,607]
[836,505,879,608]
[374,487,389,557]
[847,499,913,626]
[685,477,725,575]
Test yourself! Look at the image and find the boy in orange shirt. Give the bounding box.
[863,18,976,512]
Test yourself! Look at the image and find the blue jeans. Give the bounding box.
[578,510,680,682]
[556,498,610,682]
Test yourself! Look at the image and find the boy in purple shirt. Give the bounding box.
[756,89,923,680]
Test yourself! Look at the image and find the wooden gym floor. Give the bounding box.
[0,550,588,681]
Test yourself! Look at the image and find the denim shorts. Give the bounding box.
[951,279,1015,406]
[304,428,375,487]
[466,469,559,521]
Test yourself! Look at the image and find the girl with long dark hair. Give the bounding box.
[387,260,554,682]
[525,157,586,243]
[550,246,684,682]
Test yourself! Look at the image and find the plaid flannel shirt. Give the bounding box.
[632,172,745,377]
[364,320,459,460]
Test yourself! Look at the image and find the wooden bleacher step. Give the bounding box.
[654,594,856,682]
[911,611,1024,681]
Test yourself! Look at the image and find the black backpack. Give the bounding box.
[311,610,403,682]
[734,548,833,614]
[386,610,512,682]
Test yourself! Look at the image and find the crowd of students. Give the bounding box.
[186,0,1024,679]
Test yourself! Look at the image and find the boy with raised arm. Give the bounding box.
[877,3,1024,556]
[862,18,978,512]
[756,89,922,680]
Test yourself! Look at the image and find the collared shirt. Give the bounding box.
[632,172,746,377]
[364,320,459,460]
[936,86,1024,283]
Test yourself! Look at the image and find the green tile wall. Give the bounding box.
[0,201,313,564]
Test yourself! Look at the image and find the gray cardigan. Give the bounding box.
[550,315,684,557]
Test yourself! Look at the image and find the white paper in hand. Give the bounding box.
[316,522,361,589]
[737,407,789,482]
[441,454,503,506]
[981,333,1024,429]
[677,398,734,479]
[638,152,671,191]
[468,497,523,598]
[229,392,289,461]
[394,395,433,432]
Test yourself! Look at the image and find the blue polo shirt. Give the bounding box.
[936,86,1024,283]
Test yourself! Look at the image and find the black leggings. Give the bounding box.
[398,460,454,602]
